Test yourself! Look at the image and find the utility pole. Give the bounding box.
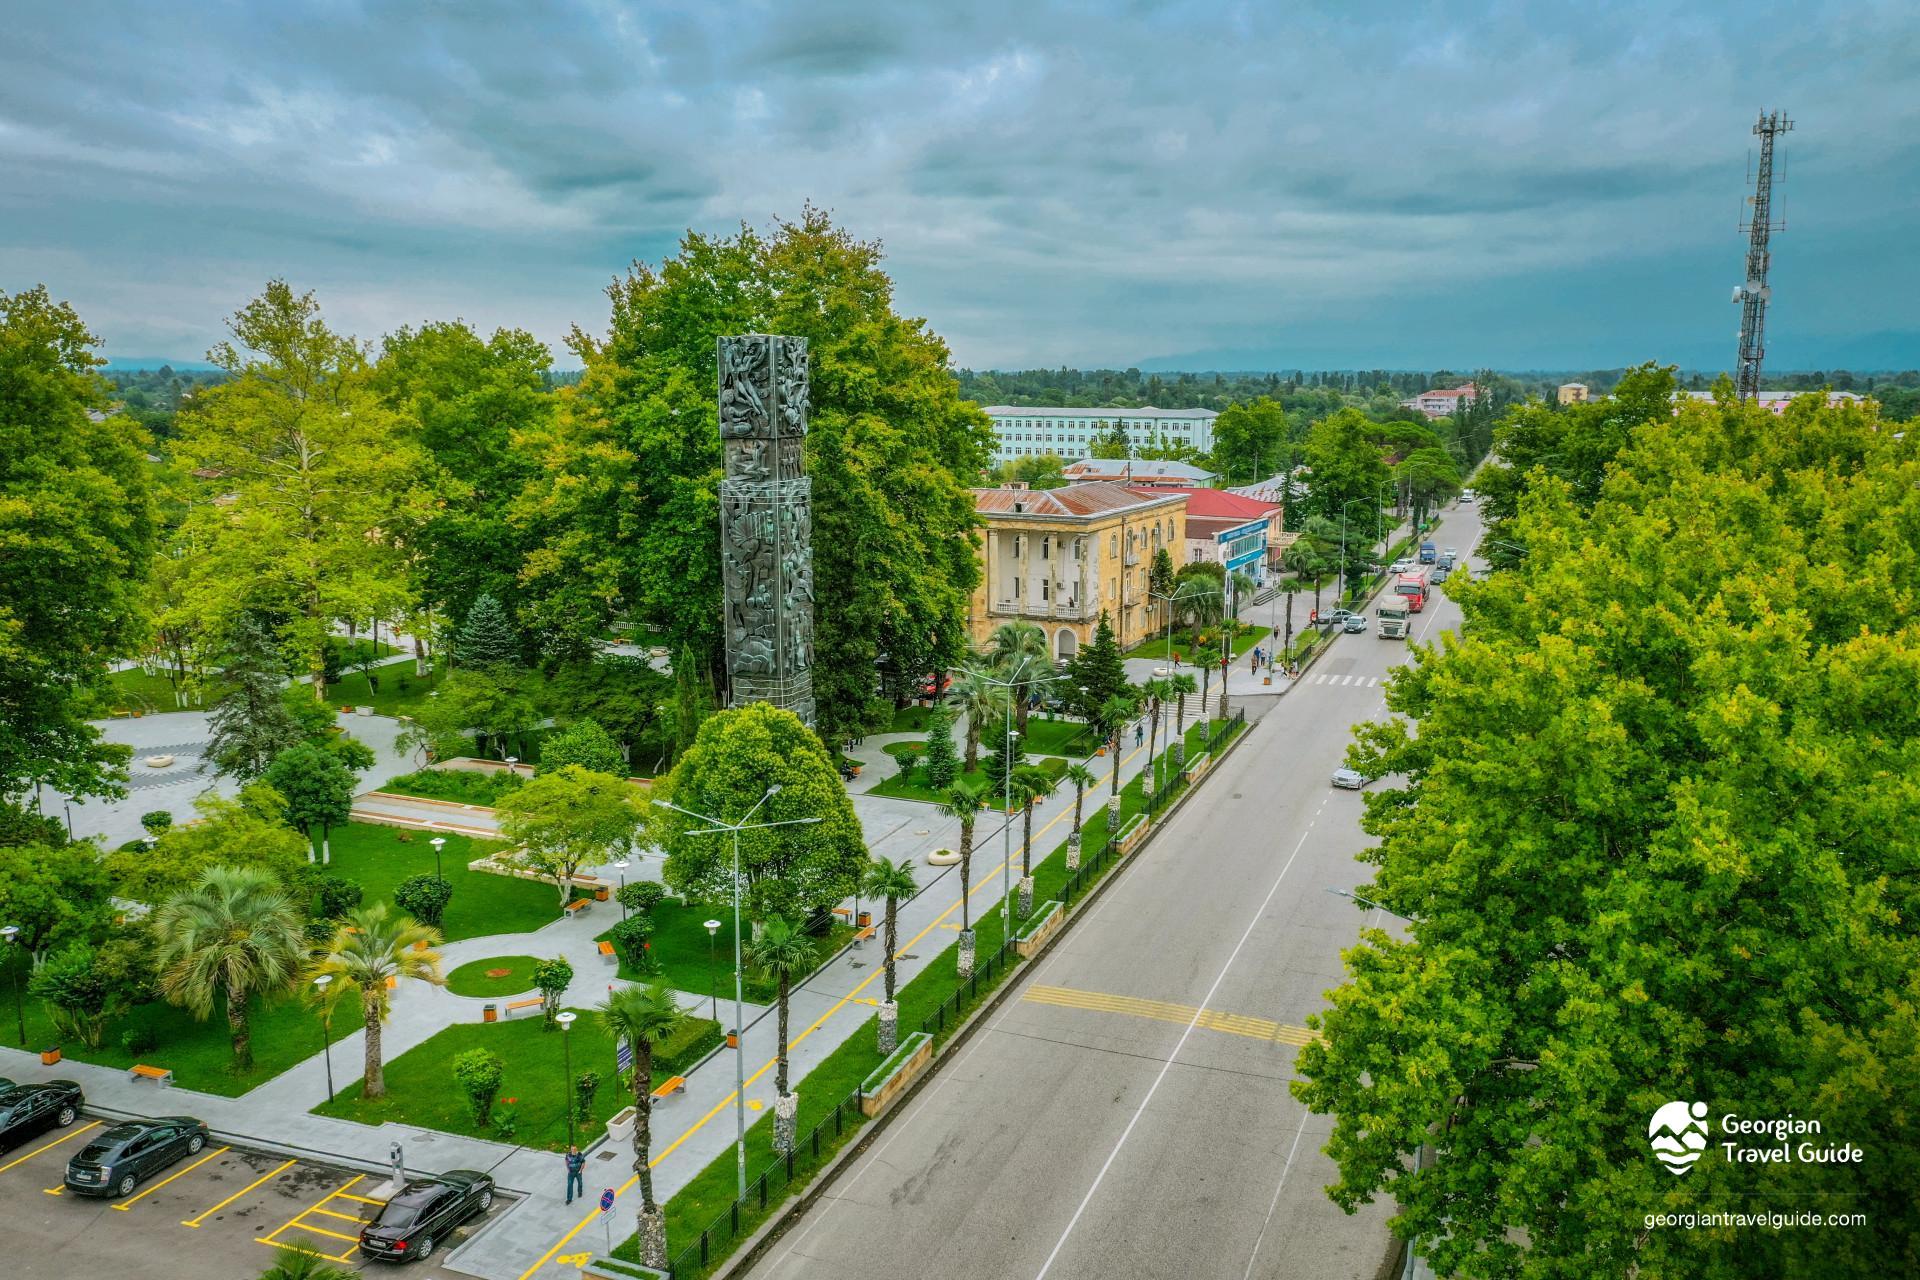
[1734,110,1792,402]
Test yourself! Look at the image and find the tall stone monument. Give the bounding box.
[718,334,816,727]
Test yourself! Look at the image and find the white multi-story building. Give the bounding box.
[1401,384,1478,419]
[982,405,1219,462]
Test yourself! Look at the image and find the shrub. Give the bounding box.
[28,939,153,1051]
[304,919,337,948]
[121,1025,158,1056]
[314,875,363,919]
[377,768,523,806]
[538,719,626,777]
[491,1105,518,1141]
[616,880,667,916]
[923,708,958,788]
[393,874,453,927]
[608,915,656,972]
[452,1048,505,1126]
[139,810,174,837]
[532,956,574,1028]
[574,1070,600,1124]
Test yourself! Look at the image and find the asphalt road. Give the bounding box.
[741,502,1484,1280]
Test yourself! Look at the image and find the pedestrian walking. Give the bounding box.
[564,1145,586,1204]
[1135,721,1145,747]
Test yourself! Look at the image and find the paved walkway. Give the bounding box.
[2,701,1194,1280]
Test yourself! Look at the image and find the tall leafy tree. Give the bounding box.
[947,667,1004,776]
[538,718,627,778]
[310,903,443,1099]
[1067,612,1127,727]
[545,656,673,775]
[1210,395,1289,485]
[153,864,306,1069]
[1301,408,1391,530]
[938,787,985,933]
[516,208,992,741]
[986,620,1049,733]
[654,703,867,924]
[451,591,520,669]
[264,741,357,865]
[206,617,303,780]
[1395,446,1462,530]
[175,282,424,699]
[0,286,150,814]
[1296,394,1920,1280]
[105,785,311,904]
[495,766,642,907]
[0,841,115,961]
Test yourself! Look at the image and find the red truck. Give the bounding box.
[1395,570,1431,612]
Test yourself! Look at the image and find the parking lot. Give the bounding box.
[1,1114,510,1278]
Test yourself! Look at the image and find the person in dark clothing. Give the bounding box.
[565,1145,586,1204]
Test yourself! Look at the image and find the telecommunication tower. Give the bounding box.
[1733,110,1792,400]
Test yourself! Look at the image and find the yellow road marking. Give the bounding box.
[279,1220,360,1242]
[1022,984,1320,1046]
[0,1120,100,1174]
[183,1156,297,1227]
[43,1185,63,1195]
[111,1145,229,1209]
[310,1205,367,1222]
[258,1173,363,1250]
[333,1190,386,1205]
[514,740,1157,1280]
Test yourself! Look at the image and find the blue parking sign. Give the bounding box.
[600,1188,616,1212]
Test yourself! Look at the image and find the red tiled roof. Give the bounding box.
[973,482,1187,518]
[1128,486,1277,520]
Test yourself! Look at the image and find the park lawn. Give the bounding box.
[1015,717,1095,757]
[375,767,525,806]
[886,704,938,733]
[869,755,1068,806]
[446,955,544,998]
[98,665,224,714]
[320,822,557,943]
[598,901,855,1007]
[1123,620,1267,662]
[322,660,446,719]
[314,1007,722,1153]
[0,961,354,1097]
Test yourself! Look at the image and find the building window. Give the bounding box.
[1041,580,1050,601]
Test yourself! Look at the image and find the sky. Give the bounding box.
[3,0,1917,374]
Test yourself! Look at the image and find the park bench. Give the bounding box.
[128,1064,173,1087]
[597,940,616,961]
[503,998,543,1018]
[650,1076,687,1102]
[563,898,591,918]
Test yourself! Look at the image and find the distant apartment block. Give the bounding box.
[983,405,1219,462]
[1680,390,1865,415]
[1060,458,1219,487]
[1558,382,1590,405]
[1401,384,1478,419]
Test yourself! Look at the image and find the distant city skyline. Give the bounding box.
[4,2,1917,373]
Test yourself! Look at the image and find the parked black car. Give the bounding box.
[0,1081,84,1151]
[359,1170,496,1263]
[63,1116,210,1197]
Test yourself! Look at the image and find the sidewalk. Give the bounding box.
[1,715,1180,1280]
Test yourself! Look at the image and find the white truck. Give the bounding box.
[1378,597,1410,639]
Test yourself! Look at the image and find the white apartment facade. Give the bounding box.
[983,405,1220,462]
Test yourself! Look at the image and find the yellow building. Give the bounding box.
[970,482,1189,661]
[1558,382,1590,405]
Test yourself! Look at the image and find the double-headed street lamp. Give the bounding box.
[652,786,819,1200]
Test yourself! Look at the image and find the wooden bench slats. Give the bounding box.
[129,1064,173,1086]
[650,1075,687,1100]
[597,940,616,957]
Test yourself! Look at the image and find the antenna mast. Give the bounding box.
[1734,110,1792,401]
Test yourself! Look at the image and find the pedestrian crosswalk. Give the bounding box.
[1304,673,1384,687]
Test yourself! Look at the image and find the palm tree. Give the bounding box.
[986,621,1049,734]
[1099,693,1136,800]
[154,865,305,1070]
[1137,677,1169,789]
[257,1245,356,1280]
[310,903,444,1099]
[947,668,1004,776]
[746,915,815,1153]
[1064,764,1097,840]
[1010,763,1051,917]
[937,788,985,931]
[860,857,920,1053]
[599,982,685,1270]
[1167,672,1198,759]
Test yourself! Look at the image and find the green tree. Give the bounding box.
[0,286,150,816]
[154,865,306,1070]
[401,667,538,763]
[310,903,443,1098]
[1295,394,1920,1280]
[451,591,520,669]
[264,741,356,866]
[27,934,153,1050]
[986,621,1050,734]
[1087,421,1131,458]
[1210,396,1288,484]
[451,1047,505,1126]
[1147,547,1176,634]
[922,706,958,788]
[545,657,672,774]
[107,785,311,905]
[392,875,452,928]
[1009,763,1052,916]
[175,282,424,700]
[203,617,304,780]
[1066,612,1127,726]
[1395,446,1462,530]
[538,718,627,778]
[1063,763,1097,842]
[515,208,991,742]
[531,956,574,1029]
[1301,408,1390,529]
[257,1245,356,1280]
[496,766,641,908]
[744,914,815,1155]
[0,840,114,961]
[654,703,866,925]
[938,788,985,933]
[947,667,1005,776]
[598,982,686,1269]
[997,453,1069,489]
[859,856,919,1053]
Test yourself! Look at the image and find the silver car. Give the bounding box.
[1331,767,1366,790]
[1342,613,1367,633]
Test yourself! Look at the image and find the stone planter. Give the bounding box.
[354,705,374,717]
[859,1031,933,1117]
[926,847,960,866]
[1116,813,1151,857]
[1016,901,1064,958]
[582,1256,668,1280]
[606,1105,637,1144]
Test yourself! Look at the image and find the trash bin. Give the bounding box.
[857,911,872,929]
[483,1004,498,1024]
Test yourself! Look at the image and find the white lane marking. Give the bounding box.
[1031,819,1321,1280]
[1241,1122,1312,1280]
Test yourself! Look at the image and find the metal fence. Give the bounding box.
[917,939,1015,1038]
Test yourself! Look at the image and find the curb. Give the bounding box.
[712,714,1262,1280]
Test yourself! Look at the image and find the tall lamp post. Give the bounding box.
[960,657,1065,939]
[614,860,631,920]
[312,974,336,1103]
[652,787,820,1200]
[556,1010,577,1149]
[704,919,722,1022]
[429,836,445,880]
[1,925,23,1046]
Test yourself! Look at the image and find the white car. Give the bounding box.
[1331,768,1367,790]
[1389,558,1413,574]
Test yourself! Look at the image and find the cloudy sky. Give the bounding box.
[3,0,1916,372]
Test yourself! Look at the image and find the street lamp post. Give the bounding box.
[704,919,721,1022]
[652,787,819,1201]
[614,860,630,920]
[313,974,336,1103]
[1,925,23,1046]
[959,657,1065,942]
[556,1010,577,1149]
[429,836,445,880]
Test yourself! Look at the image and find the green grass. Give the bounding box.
[445,955,543,998]
[1015,717,1095,757]
[869,755,1068,806]
[313,1006,722,1152]
[321,822,558,943]
[598,902,854,1005]
[97,666,223,714]
[375,767,525,806]
[1123,620,1266,662]
[886,704,938,733]
[1,953,353,1096]
[322,660,447,719]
